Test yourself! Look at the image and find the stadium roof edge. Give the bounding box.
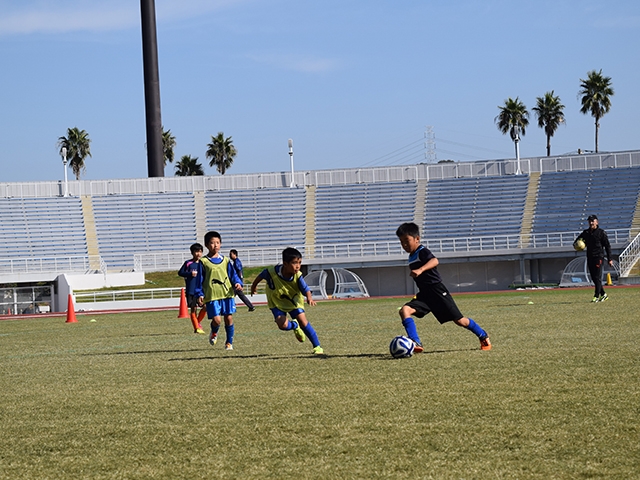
[2,149,640,199]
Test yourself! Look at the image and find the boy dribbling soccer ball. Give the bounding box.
[395,222,491,353]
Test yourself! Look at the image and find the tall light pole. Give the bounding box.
[61,147,69,197]
[514,125,522,175]
[288,138,295,188]
[140,0,164,177]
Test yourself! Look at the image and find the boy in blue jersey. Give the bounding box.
[178,243,206,334]
[396,222,491,353]
[250,247,324,355]
[229,249,255,311]
[198,231,243,351]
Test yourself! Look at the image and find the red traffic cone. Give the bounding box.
[178,288,189,319]
[65,294,78,323]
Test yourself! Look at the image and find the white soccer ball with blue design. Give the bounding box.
[389,335,415,358]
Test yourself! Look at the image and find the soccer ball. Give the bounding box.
[389,335,415,358]
[574,239,586,251]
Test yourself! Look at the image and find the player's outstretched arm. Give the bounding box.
[306,292,317,307]
[250,277,263,295]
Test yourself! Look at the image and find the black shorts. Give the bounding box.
[404,283,463,324]
[186,294,201,309]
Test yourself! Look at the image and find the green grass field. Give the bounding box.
[1,287,639,479]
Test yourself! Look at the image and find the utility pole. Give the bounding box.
[140,0,164,177]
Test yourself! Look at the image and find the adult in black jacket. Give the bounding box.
[574,214,613,302]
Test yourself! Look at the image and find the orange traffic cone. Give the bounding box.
[65,294,77,323]
[178,288,189,319]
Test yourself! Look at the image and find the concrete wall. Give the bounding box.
[55,272,146,312]
[350,256,576,296]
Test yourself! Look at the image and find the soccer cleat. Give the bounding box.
[480,335,492,351]
[248,307,256,312]
[413,343,424,354]
[195,328,206,334]
[225,343,234,351]
[312,346,324,355]
[293,323,306,343]
[598,293,609,302]
[209,332,218,346]
[591,297,599,303]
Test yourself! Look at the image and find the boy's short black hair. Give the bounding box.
[282,247,302,264]
[190,243,203,254]
[396,222,420,238]
[229,249,238,256]
[204,231,221,245]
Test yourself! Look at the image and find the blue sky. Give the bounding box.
[1,0,639,182]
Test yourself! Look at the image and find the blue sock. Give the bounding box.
[225,324,235,344]
[300,322,320,348]
[402,317,422,345]
[210,322,220,335]
[466,318,487,339]
[282,320,297,331]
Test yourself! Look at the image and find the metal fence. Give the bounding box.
[133,229,633,272]
[0,229,633,278]
[0,255,104,275]
[618,232,640,277]
[2,150,639,198]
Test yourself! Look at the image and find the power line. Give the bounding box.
[358,137,425,167]
[438,138,510,156]
[356,129,514,168]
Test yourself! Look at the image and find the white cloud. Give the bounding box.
[0,0,250,35]
[0,3,137,35]
[156,0,252,22]
[247,53,340,73]
[599,15,640,29]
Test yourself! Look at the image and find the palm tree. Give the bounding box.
[495,97,529,160]
[578,69,614,153]
[57,127,92,180]
[532,91,565,157]
[162,127,176,167]
[174,155,204,176]
[206,132,237,175]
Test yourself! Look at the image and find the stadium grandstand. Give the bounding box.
[1,149,640,313]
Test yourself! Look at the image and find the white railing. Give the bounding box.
[1,229,631,277]
[618,232,640,277]
[74,287,183,303]
[528,230,631,248]
[0,255,105,275]
[134,248,289,272]
[308,242,404,259]
[99,256,108,274]
[2,150,639,198]
[133,229,632,272]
